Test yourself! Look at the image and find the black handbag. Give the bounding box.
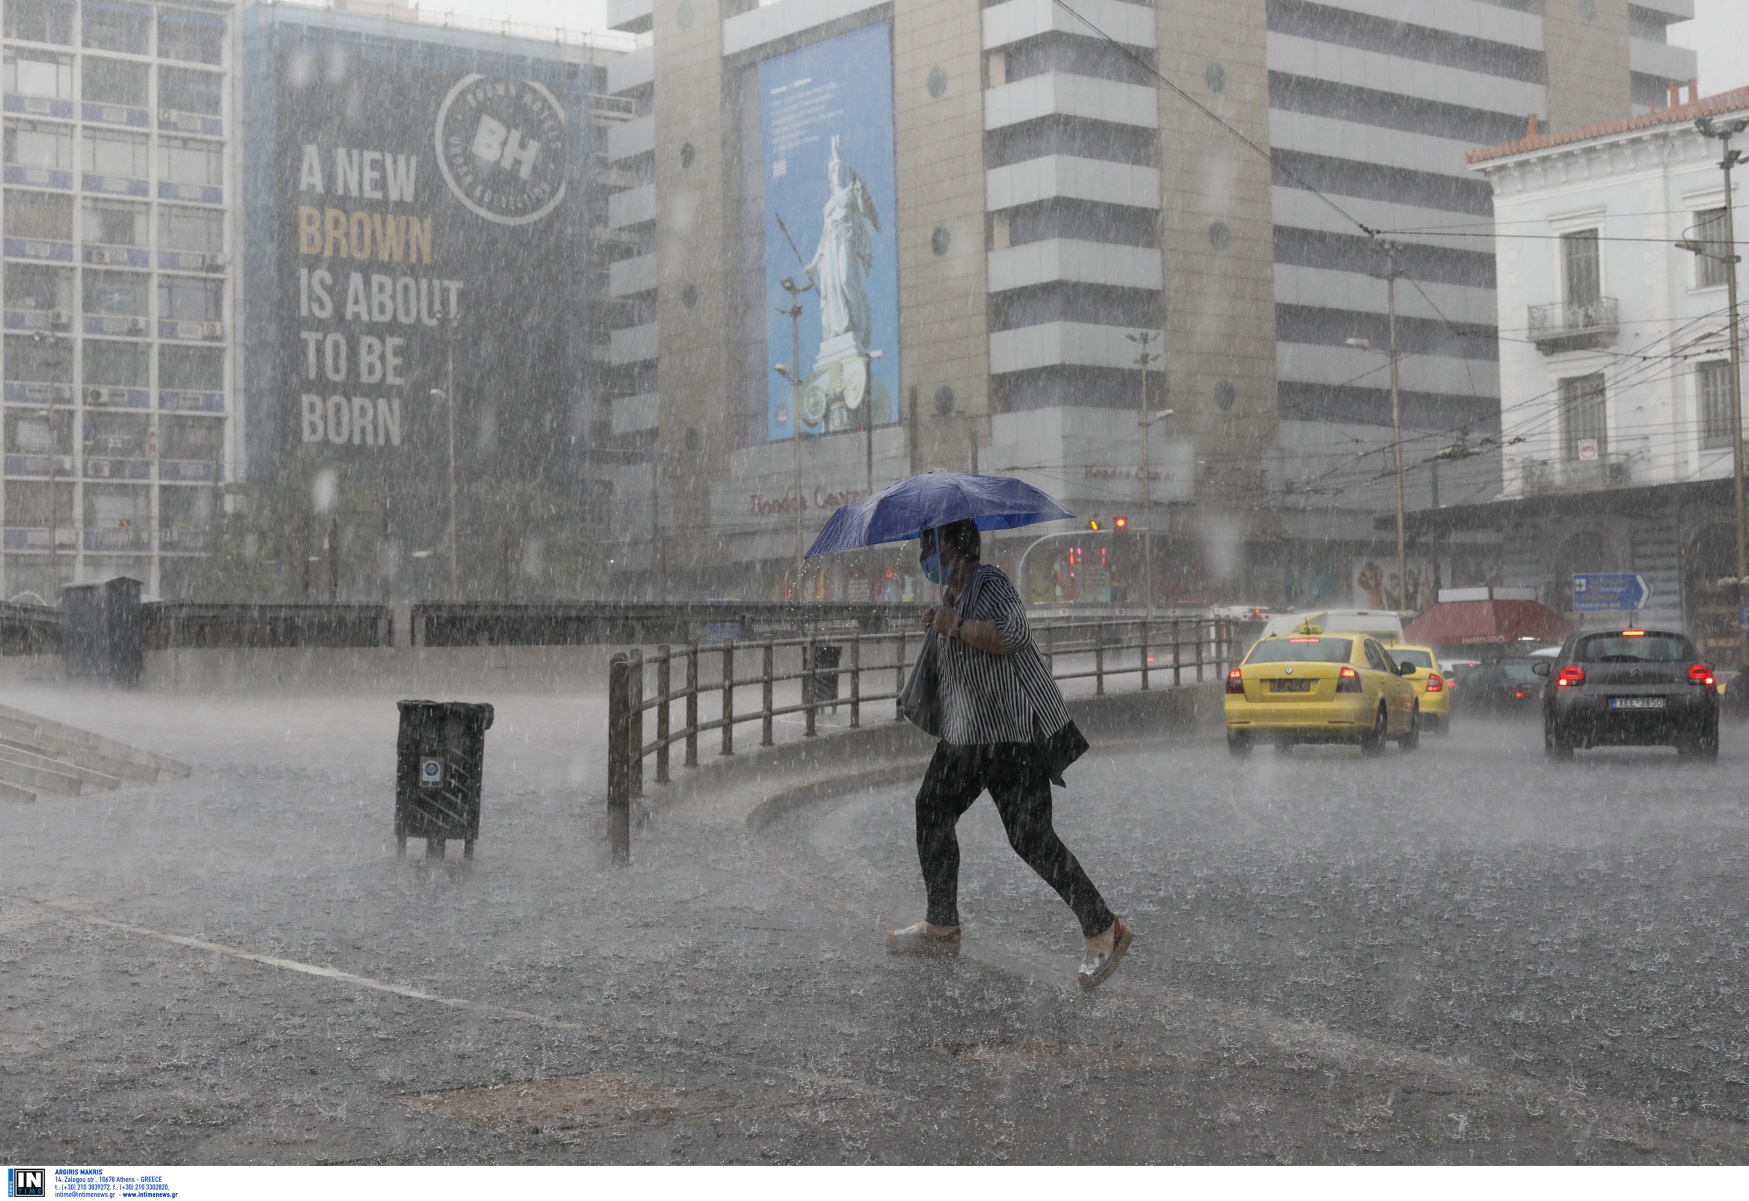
[897,629,942,737]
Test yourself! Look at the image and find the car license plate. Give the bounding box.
[1610,696,1666,710]
[1271,679,1312,693]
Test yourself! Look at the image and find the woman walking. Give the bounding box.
[886,518,1133,988]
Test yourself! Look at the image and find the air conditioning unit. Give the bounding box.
[49,309,67,327]
[205,253,227,270]
[158,108,175,123]
[89,248,110,265]
[86,386,106,405]
[203,321,224,338]
[127,317,146,333]
[89,459,111,478]
[25,384,50,400]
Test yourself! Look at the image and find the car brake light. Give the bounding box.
[1425,673,1443,693]
[1336,665,1362,693]
[1557,665,1585,688]
[1226,667,1245,695]
[1514,690,1525,699]
[1690,663,1716,687]
[1621,629,1645,636]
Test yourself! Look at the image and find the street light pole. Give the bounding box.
[1126,330,1162,619]
[774,275,814,600]
[429,321,459,601]
[1696,116,1749,664]
[1384,244,1408,613]
[33,332,62,598]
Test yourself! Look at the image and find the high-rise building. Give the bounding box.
[3,0,628,602]
[597,0,1696,607]
[2,0,235,601]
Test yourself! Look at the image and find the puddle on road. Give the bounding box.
[402,1073,742,1129]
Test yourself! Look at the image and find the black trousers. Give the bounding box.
[915,741,1115,938]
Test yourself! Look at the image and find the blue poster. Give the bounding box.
[760,22,900,442]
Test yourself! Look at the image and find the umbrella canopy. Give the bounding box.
[1403,600,1572,648]
[805,472,1075,557]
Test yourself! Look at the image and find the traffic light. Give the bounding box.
[1113,514,1129,531]
[1087,516,1102,531]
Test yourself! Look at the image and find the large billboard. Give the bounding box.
[759,23,900,443]
[253,21,580,532]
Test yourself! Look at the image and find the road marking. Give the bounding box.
[29,899,905,1103]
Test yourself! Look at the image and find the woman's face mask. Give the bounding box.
[920,537,952,585]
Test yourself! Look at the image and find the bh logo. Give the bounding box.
[8,1169,45,1198]
[419,757,443,788]
[434,75,567,226]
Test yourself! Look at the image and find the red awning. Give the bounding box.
[1402,600,1572,648]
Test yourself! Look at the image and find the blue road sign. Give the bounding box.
[1739,605,1749,632]
[1572,572,1651,613]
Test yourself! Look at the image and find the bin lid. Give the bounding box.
[397,699,495,729]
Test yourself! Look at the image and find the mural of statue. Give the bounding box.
[805,135,880,351]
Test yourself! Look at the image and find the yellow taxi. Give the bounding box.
[1388,644,1451,736]
[1224,626,1420,757]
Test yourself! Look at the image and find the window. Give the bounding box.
[82,0,150,54]
[3,190,70,239]
[81,55,146,106]
[3,333,71,380]
[159,66,220,115]
[3,120,73,168]
[6,412,59,455]
[158,136,221,186]
[157,204,221,251]
[83,270,145,315]
[1573,632,1695,663]
[157,275,220,321]
[1698,359,1735,450]
[159,345,222,390]
[1694,207,1729,289]
[3,0,77,45]
[158,9,223,65]
[1562,229,1600,307]
[82,338,146,385]
[161,416,220,459]
[1559,372,1607,461]
[80,128,148,177]
[3,263,70,312]
[1244,637,1353,664]
[81,199,145,245]
[3,48,72,97]
[84,415,149,459]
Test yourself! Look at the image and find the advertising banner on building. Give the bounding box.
[261,24,577,525]
[759,22,900,443]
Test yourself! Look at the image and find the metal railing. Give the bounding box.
[604,616,1239,860]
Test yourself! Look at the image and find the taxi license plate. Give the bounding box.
[1610,697,1666,710]
[1271,679,1312,693]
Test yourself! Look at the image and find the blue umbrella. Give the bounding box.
[805,472,1075,557]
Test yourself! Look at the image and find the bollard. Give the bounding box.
[721,640,735,756]
[894,629,907,720]
[804,633,818,737]
[761,637,775,747]
[849,633,861,728]
[655,646,671,785]
[1095,621,1105,696]
[685,641,699,768]
[607,653,631,864]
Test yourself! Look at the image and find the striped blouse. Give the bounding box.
[935,564,1072,746]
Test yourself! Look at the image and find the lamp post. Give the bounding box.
[428,321,459,600]
[1125,330,1163,618]
[1351,239,1407,613]
[1692,115,1749,663]
[774,273,814,599]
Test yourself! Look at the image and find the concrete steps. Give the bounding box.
[0,703,191,804]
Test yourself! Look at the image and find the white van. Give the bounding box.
[1259,609,1405,645]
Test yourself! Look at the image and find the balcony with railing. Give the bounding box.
[1527,297,1619,354]
[1520,453,1632,494]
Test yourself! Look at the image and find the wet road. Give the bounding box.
[2,687,1747,1164]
